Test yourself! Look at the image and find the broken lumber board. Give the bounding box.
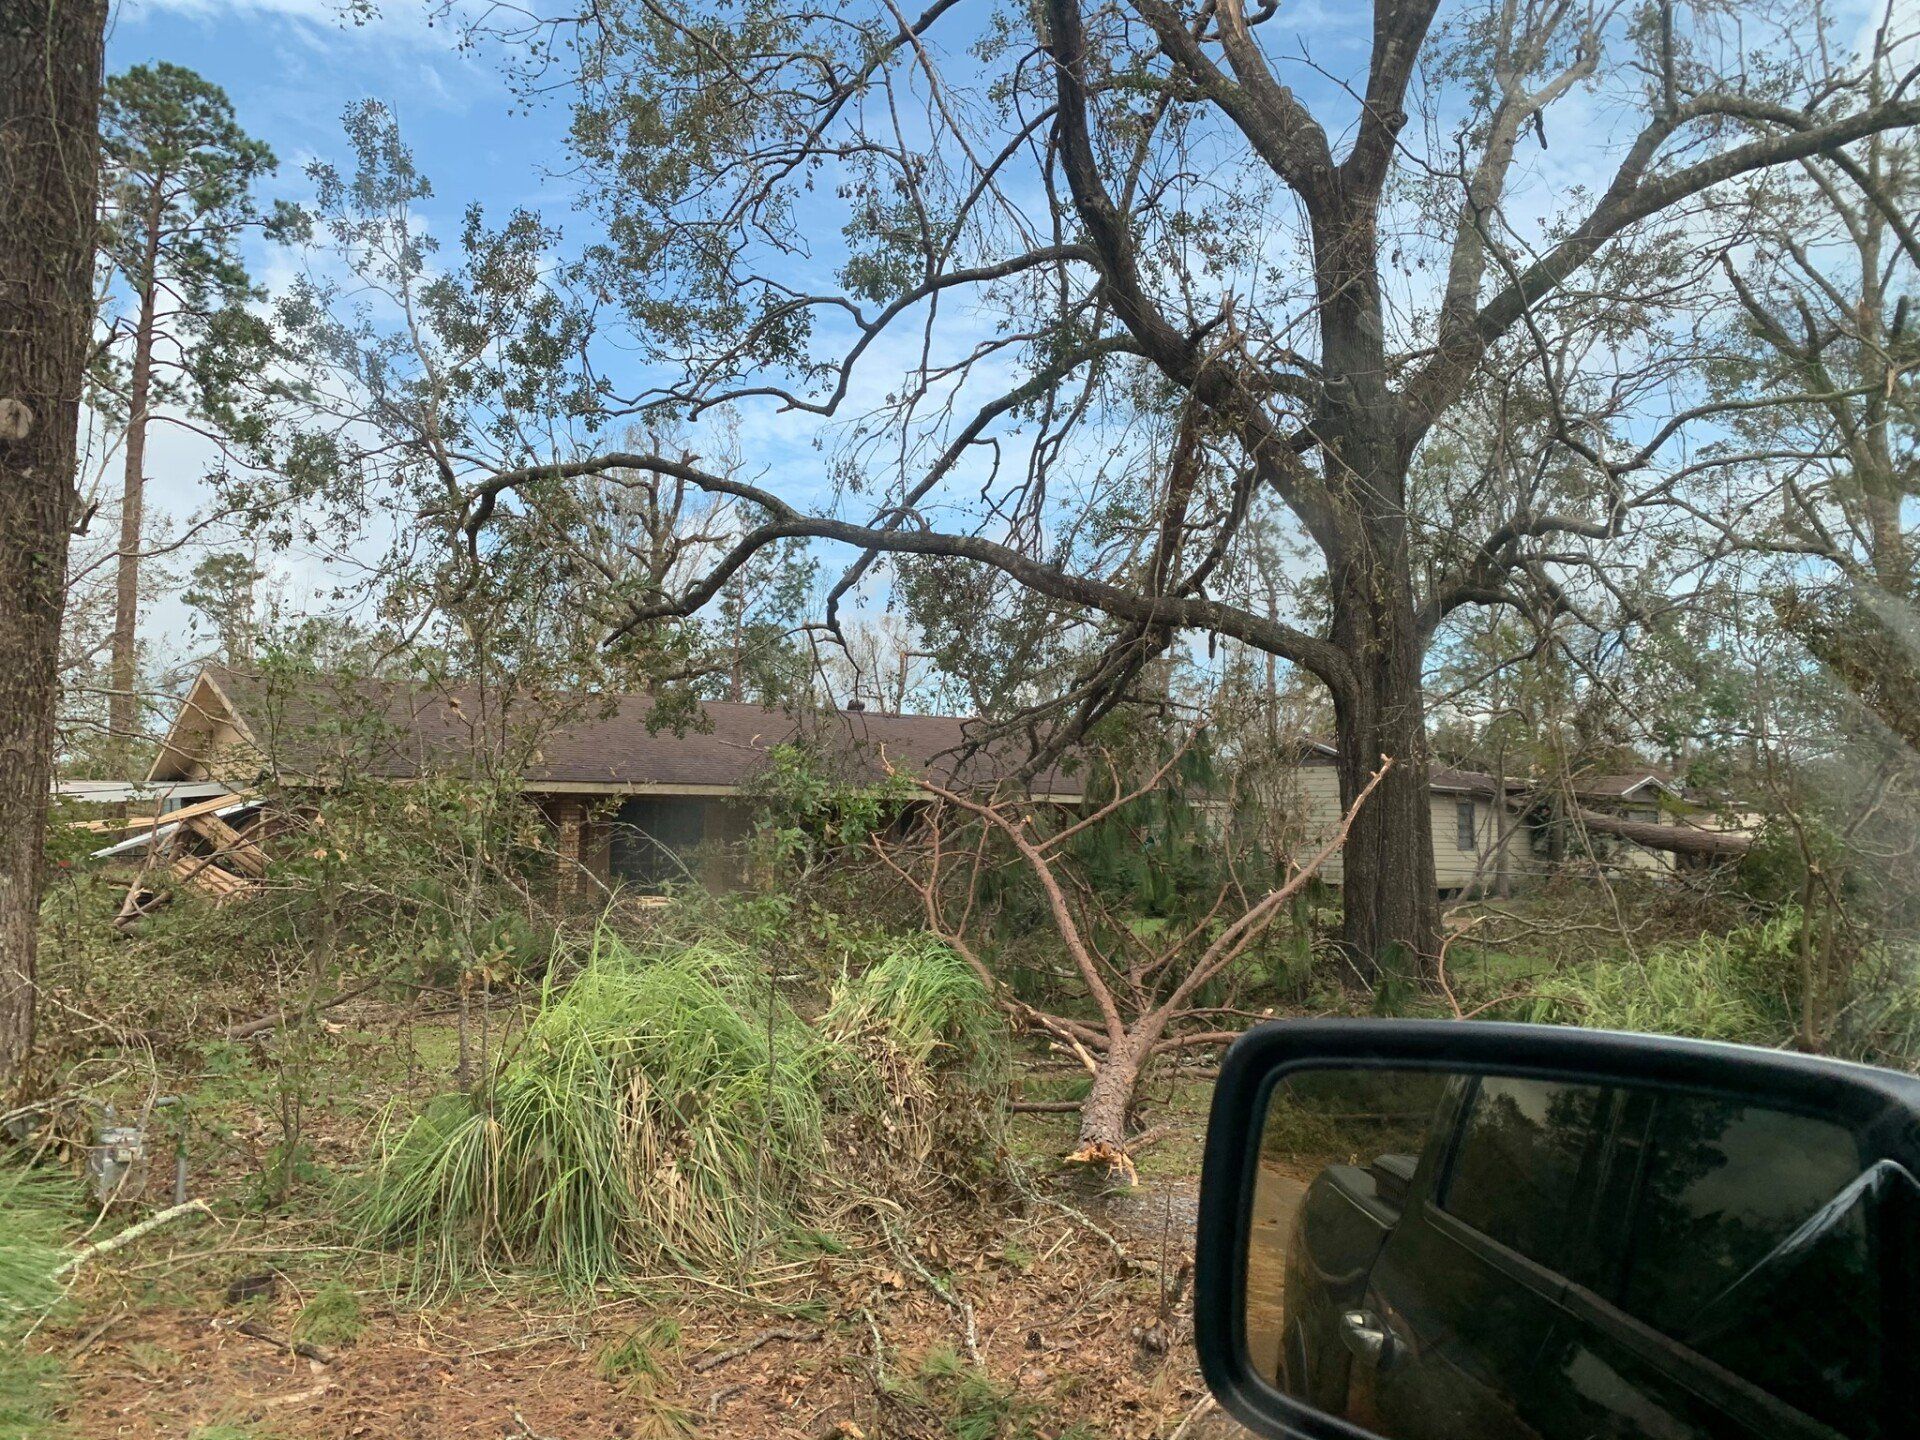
[83,791,253,838]
[185,813,268,877]
[167,854,248,897]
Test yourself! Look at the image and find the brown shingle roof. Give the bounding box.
[168,666,1084,798]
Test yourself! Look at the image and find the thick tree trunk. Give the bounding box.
[1328,525,1440,980]
[1073,1027,1160,1163]
[0,0,108,1096]
[111,275,158,745]
[1574,809,1751,860]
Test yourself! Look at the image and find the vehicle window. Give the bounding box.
[1620,1097,1879,1433]
[1441,1076,1607,1270]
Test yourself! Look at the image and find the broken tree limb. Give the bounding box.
[689,1325,822,1373]
[53,1199,213,1277]
[235,1319,335,1365]
[1574,809,1752,859]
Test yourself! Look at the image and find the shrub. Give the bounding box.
[360,921,1011,1288]
[1516,915,1800,1046]
[361,928,825,1288]
[821,936,1006,1194]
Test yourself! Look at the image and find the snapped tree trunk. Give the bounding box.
[0,0,109,1095]
[1071,1025,1163,1163]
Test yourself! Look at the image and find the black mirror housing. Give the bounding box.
[1194,1019,1920,1440]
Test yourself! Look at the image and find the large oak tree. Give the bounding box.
[299,0,1920,971]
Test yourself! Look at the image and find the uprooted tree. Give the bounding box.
[266,2,1920,978]
[873,753,1389,1174]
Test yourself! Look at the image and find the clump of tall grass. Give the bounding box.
[361,928,826,1289]
[1517,915,1797,1045]
[0,1163,76,1436]
[822,936,1006,1193]
[361,924,1012,1289]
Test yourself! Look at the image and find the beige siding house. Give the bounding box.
[1281,742,1517,894]
[1280,743,1697,895]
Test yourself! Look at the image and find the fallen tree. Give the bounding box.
[1574,810,1752,861]
[875,753,1388,1178]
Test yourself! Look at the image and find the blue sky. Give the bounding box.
[99,0,1907,699]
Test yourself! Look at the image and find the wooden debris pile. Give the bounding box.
[83,792,281,927]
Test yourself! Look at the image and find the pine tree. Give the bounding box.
[98,63,282,749]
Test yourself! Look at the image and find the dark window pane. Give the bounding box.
[609,797,705,889]
[1621,1097,1878,1435]
[1455,799,1476,850]
[1441,1077,1606,1269]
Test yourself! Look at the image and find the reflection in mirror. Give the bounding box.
[1247,1067,1916,1440]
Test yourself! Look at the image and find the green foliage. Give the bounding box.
[0,1169,67,1328]
[360,920,1009,1289]
[292,1282,364,1348]
[822,936,1007,1192]
[0,1165,77,1439]
[744,741,916,876]
[0,1349,65,1440]
[1518,915,1803,1045]
[1066,741,1247,919]
[362,927,824,1288]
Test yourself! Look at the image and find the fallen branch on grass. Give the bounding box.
[235,1319,336,1366]
[689,1325,823,1374]
[53,1199,213,1277]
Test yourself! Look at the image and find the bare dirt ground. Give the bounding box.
[37,1008,1260,1439]
[51,1179,1237,1439]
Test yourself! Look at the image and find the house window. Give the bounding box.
[609,797,706,890]
[1455,799,1477,851]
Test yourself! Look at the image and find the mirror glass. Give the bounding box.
[1248,1066,1914,1440]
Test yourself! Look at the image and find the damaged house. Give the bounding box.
[129,666,1086,901]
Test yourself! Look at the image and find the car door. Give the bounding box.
[1526,1091,1892,1440]
[1351,1075,1616,1440]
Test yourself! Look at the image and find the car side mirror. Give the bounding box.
[1193,1020,1920,1440]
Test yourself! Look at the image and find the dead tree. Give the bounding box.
[874,756,1388,1176]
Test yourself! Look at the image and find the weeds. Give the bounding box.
[360,923,1011,1290]
[292,1281,363,1348]
[822,936,1006,1192]
[361,928,827,1288]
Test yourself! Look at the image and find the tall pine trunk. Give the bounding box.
[110,260,158,745]
[0,0,109,1095]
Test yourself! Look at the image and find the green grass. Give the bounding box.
[292,1281,363,1348]
[361,927,827,1288]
